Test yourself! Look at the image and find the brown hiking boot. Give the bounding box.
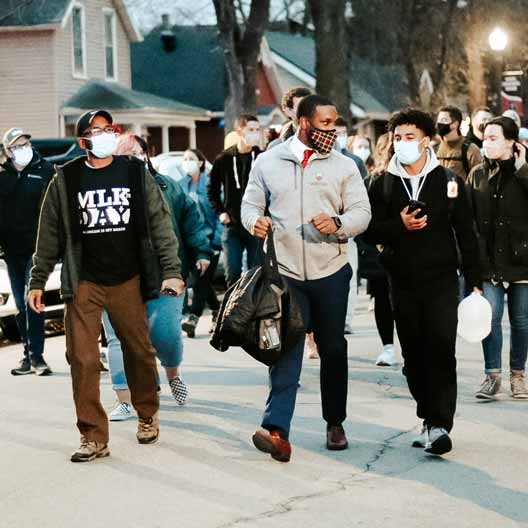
[475,374,501,400]
[70,438,109,463]
[137,414,159,444]
[511,370,528,400]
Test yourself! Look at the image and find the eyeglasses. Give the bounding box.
[84,126,117,137]
[9,140,31,152]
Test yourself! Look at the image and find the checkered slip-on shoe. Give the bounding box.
[169,376,189,406]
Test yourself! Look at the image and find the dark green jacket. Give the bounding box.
[29,156,182,300]
[468,159,528,282]
[154,173,212,279]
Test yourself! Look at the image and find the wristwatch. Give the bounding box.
[333,216,342,230]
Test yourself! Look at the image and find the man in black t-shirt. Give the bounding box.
[207,114,263,287]
[28,110,183,463]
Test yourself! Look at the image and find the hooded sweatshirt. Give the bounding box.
[366,148,481,289]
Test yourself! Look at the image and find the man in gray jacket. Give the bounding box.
[241,94,371,462]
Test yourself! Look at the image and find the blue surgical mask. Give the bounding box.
[394,140,423,165]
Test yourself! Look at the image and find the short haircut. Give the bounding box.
[471,106,492,120]
[388,108,436,138]
[282,86,312,110]
[235,114,259,129]
[486,116,519,141]
[335,116,348,128]
[438,105,462,126]
[296,94,335,120]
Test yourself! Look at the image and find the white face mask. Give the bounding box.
[354,147,371,162]
[394,140,424,165]
[245,132,260,147]
[336,135,348,151]
[482,139,509,160]
[12,146,33,168]
[86,132,118,159]
[182,160,200,175]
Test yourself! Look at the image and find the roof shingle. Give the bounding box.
[63,79,208,116]
[0,0,70,27]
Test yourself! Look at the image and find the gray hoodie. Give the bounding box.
[241,137,371,281]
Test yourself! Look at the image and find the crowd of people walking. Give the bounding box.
[1,84,527,464]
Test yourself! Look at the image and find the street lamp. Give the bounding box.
[489,27,508,52]
[488,27,508,114]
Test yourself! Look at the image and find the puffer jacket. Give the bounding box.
[173,171,223,250]
[241,137,371,281]
[154,173,212,279]
[468,158,528,282]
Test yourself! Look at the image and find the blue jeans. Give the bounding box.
[4,255,45,361]
[262,264,352,438]
[103,293,184,390]
[482,282,528,374]
[221,225,262,287]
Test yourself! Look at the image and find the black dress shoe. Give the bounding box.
[326,425,348,451]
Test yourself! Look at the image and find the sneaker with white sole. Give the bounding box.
[169,376,189,405]
[424,427,452,456]
[476,374,501,400]
[109,402,134,422]
[412,424,429,448]
[376,345,397,367]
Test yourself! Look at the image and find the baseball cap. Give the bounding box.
[2,127,31,148]
[75,109,114,137]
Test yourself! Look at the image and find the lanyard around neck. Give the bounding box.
[399,172,428,201]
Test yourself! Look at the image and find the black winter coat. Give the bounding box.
[0,150,54,257]
[207,145,261,226]
[366,165,481,289]
[468,159,528,283]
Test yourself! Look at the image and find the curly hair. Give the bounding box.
[388,108,436,138]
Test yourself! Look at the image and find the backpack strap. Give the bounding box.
[444,168,458,220]
[461,140,471,177]
[382,171,393,204]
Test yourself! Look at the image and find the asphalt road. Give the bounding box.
[1,294,527,528]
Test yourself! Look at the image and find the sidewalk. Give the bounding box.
[1,294,527,528]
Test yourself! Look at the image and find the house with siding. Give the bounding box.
[132,24,409,151]
[0,0,210,153]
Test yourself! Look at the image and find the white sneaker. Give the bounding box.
[412,425,429,448]
[425,427,452,456]
[376,345,397,366]
[109,402,134,422]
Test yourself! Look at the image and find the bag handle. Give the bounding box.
[262,227,280,283]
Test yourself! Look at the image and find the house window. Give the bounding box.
[71,5,86,78]
[103,9,117,81]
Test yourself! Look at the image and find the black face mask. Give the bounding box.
[437,123,452,137]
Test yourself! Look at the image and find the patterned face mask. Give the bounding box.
[309,125,337,155]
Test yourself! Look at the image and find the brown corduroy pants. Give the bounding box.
[65,276,159,443]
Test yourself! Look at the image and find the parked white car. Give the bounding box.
[0,260,64,341]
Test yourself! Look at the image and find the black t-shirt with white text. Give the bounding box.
[79,157,139,285]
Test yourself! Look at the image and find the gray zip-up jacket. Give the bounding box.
[241,137,371,281]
